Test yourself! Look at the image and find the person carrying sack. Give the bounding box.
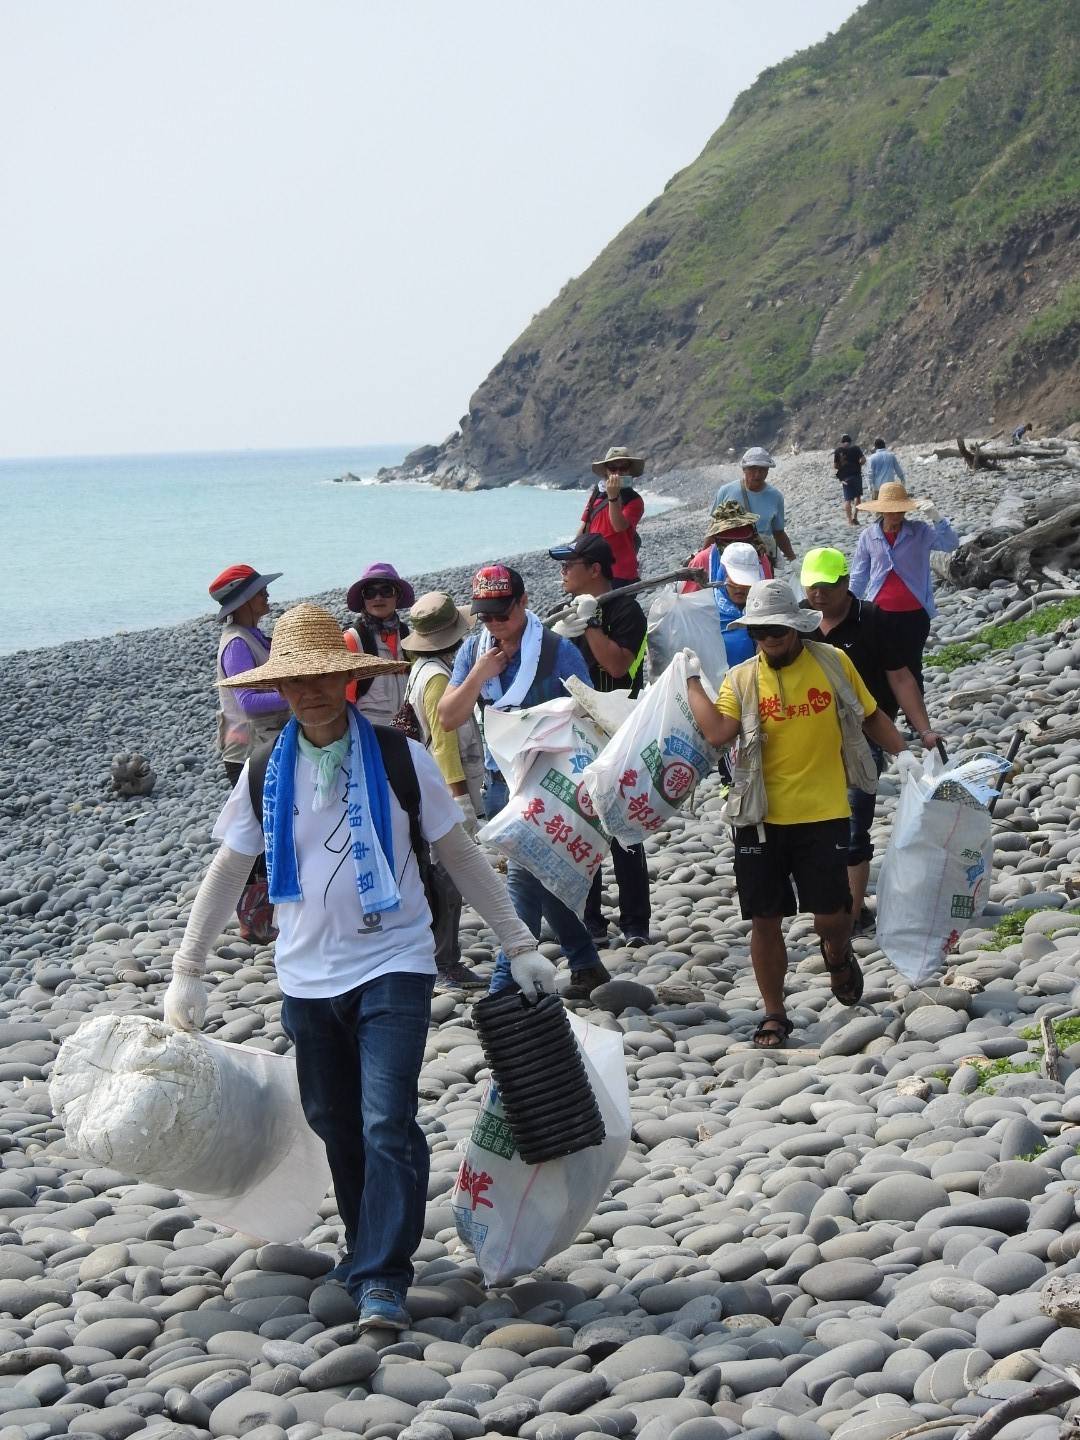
[685,580,910,1050]
[164,603,557,1334]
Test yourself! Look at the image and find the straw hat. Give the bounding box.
[218,603,409,690]
[591,445,645,479]
[728,580,821,634]
[857,481,920,514]
[400,592,472,654]
[704,499,762,541]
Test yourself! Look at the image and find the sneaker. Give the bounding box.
[357,1287,411,1333]
[435,960,485,990]
[563,963,612,1002]
[622,931,651,949]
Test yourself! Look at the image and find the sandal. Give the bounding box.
[753,1012,794,1049]
[820,938,865,1007]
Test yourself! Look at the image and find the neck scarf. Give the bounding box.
[263,705,400,915]
[297,731,349,811]
[477,608,544,709]
[709,546,730,620]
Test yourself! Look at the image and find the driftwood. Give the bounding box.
[946,491,1080,587]
[925,437,1069,466]
[953,1376,1076,1440]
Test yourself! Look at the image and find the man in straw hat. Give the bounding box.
[576,445,646,585]
[801,547,943,932]
[686,579,914,1049]
[713,448,795,565]
[851,481,958,692]
[164,603,556,1333]
[400,592,487,989]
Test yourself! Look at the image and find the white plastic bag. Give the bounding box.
[50,1015,331,1243]
[646,588,729,690]
[450,1012,630,1285]
[479,700,611,915]
[583,652,717,847]
[877,750,1010,985]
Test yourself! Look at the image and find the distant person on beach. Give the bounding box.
[438,564,612,1001]
[685,580,910,1049]
[210,563,292,943]
[400,592,486,990]
[344,563,413,726]
[548,533,652,949]
[866,439,905,500]
[577,445,645,586]
[166,603,555,1334]
[682,499,774,592]
[833,434,867,526]
[1012,422,1032,445]
[801,547,942,933]
[713,448,795,566]
[851,482,959,692]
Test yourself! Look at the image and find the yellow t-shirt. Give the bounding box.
[716,646,877,825]
[418,669,466,787]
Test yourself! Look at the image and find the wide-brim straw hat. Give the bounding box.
[857,481,921,514]
[400,592,472,654]
[704,500,762,541]
[218,603,409,690]
[591,445,645,479]
[729,579,821,634]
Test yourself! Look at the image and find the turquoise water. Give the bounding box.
[1,446,677,653]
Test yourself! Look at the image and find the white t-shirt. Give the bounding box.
[214,740,462,999]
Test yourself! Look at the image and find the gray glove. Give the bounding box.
[915,498,943,524]
[164,973,208,1031]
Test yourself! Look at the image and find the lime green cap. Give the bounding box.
[801,547,850,588]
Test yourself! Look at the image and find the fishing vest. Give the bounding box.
[215,624,290,764]
[344,620,410,726]
[721,640,879,835]
[404,656,487,816]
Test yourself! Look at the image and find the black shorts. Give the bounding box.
[733,819,852,920]
[840,476,863,502]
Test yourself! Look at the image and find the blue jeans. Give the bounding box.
[483,775,601,994]
[280,971,434,1303]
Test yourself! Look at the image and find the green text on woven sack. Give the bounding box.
[950,895,976,919]
[642,740,663,787]
[473,1109,516,1160]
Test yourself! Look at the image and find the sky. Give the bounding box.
[1,1,861,459]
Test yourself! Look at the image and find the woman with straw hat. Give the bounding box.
[163,603,556,1334]
[851,482,959,691]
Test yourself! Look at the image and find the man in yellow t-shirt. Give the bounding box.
[687,579,910,1049]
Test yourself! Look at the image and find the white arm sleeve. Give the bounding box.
[171,845,259,977]
[432,824,536,958]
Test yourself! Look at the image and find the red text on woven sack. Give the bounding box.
[521,798,545,824]
[458,1162,494,1209]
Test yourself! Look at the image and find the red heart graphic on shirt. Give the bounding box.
[808,687,832,713]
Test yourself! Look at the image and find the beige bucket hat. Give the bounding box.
[217,603,409,690]
[728,580,822,634]
[400,592,472,654]
[857,481,921,514]
[591,445,645,479]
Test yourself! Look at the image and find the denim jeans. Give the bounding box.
[280,970,434,1303]
[483,774,601,994]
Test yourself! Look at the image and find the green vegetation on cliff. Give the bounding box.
[423,0,1080,486]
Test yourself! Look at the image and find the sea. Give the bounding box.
[0,445,680,654]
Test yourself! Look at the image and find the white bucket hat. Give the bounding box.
[740,446,776,469]
[719,542,765,588]
[729,579,821,634]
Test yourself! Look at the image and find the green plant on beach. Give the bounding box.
[972,1056,1040,1090]
[981,910,1038,951]
[1020,1015,1080,1050]
[926,600,1080,673]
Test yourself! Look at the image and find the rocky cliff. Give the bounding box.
[384,0,1080,489]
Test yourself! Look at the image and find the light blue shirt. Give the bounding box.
[849,516,959,618]
[712,480,785,539]
[867,449,905,489]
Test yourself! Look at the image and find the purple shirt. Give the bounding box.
[220,629,288,715]
[849,516,959,618]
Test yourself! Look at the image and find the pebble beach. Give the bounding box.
[5,441,1080,1440]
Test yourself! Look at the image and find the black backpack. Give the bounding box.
[246,725,442,930]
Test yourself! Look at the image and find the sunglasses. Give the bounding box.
[746,624,792,640]
[606,463,632,475]
[361,584,398,600]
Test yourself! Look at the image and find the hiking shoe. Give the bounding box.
[356,1288,410,1333]
[622,931,651,949]
[563,963,612,1002]
[587,924,610,950]
[435,960,485,990]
